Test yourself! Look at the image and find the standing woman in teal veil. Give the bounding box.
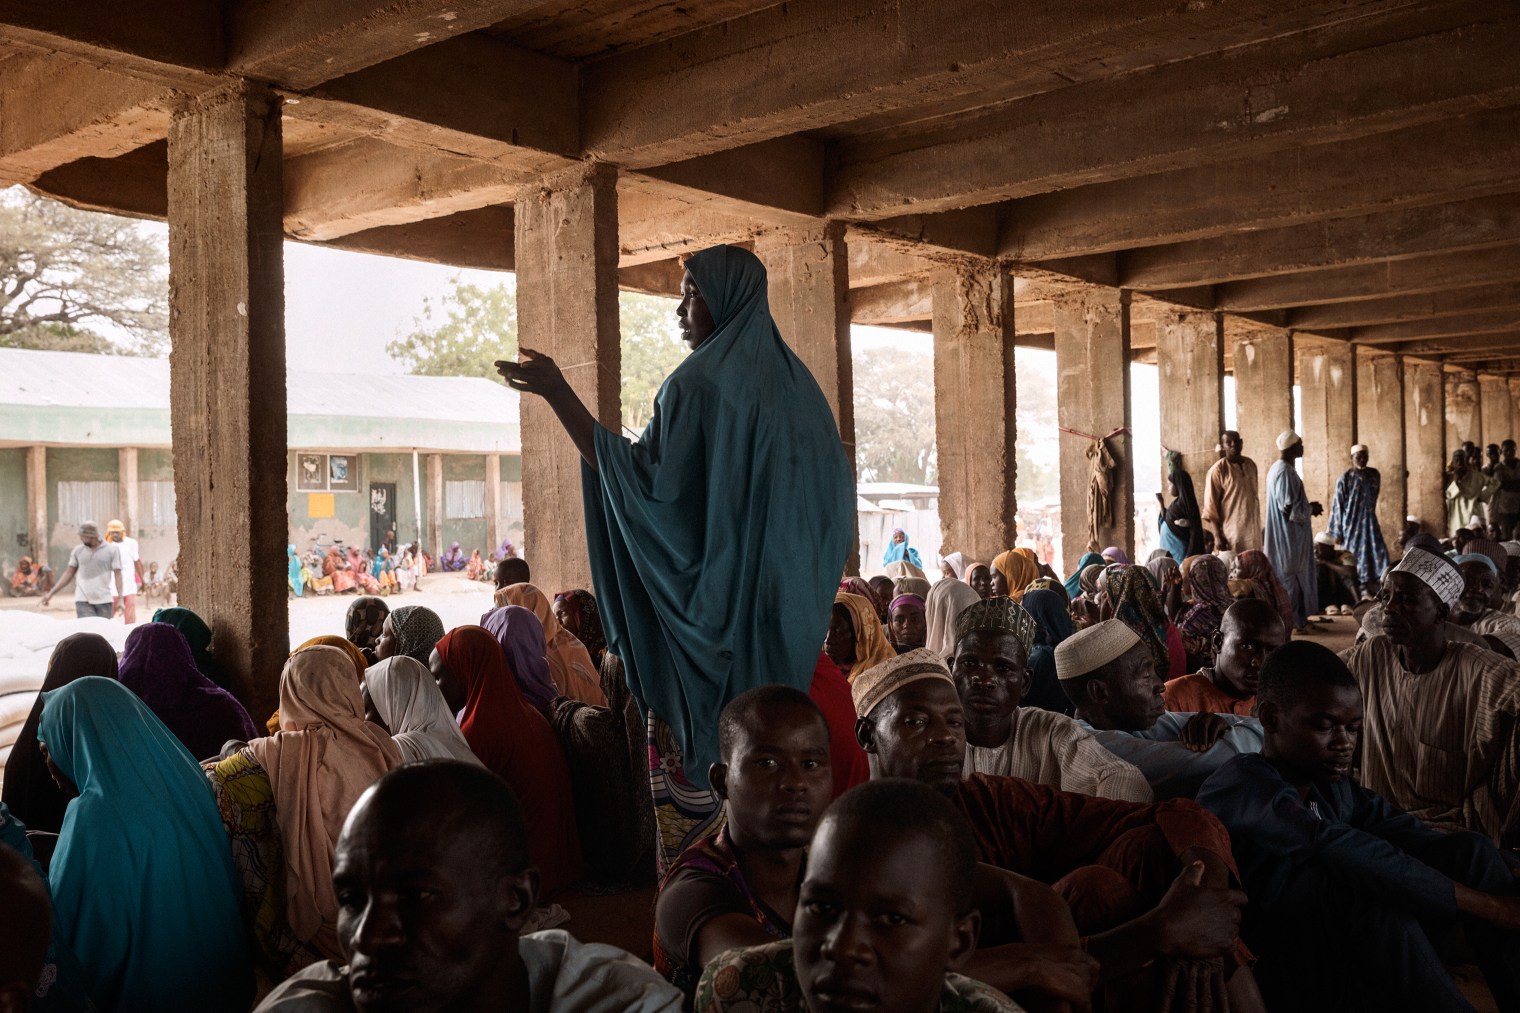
[499,245,855,869]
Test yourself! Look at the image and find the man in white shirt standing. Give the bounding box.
[106,519,143,623]
[41,522,122,619]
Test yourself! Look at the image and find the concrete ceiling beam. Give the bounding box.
[1392,333,1520,357]
[997,105,1520,262]
[289,33,579,161]
[1207,246,1520,313]
[582,0,1422,167]
[227,0,558,89]
[0,0,222,81]
[1121,194,1520,291]
[1348,309,1520,345]
[0,51,180,184]
[1288,283,1520,330]
[830,14,1520,220]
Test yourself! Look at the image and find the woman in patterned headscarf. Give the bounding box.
[1177,555,1235,664]
[1102,565,1185,680]
[377,604,445,666]
[344,595,389,665]
[826,591,898,681]
[1230,549,1294,633]
[553,588,608,669]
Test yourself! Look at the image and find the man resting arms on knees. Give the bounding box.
[1199,641,1520,1012]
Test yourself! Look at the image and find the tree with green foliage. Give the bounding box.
[0,186,168,354]
[388,277,687,432]
[853,346,938,485]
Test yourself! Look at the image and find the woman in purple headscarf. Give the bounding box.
[480,604,560,717]
[117,622,258,760]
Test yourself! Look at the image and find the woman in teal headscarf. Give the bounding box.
[150,606,229,688]
[38,677,252,1012]
[499,245,854,853]
[287,544,304,597]
[1064,551,1105,601]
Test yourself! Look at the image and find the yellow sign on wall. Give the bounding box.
[307,493,335,518]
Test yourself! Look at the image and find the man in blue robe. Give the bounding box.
[1325,444,1390,599]
[1264,430,1320,631]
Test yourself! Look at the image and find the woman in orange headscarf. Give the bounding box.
[826,591,898,682]
[492,582,606,707]
[991,548,1041,602]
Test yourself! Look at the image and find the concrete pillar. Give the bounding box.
[1510,378,1520,443]
[1355,350,1407,556]
[427,453,443,560]
[1296,338,1355,535]
[1480,374,1513,448]
[1229,326,1294,525]
[167,81,287,717]
[484,452,501,559]
[756,223,859,572]
[514,163,621,594]
[25,445,45,566]
[1053,286,1133,574]
[1157,309,1224,503]
[1404,360,1447,535]
[930,264,1017,566]
[117,446,139,533]
[1445,371,1481,451]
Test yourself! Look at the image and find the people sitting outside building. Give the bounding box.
[257,761,683,1012]
[1199,641,1520,1012]
[953,597,1151,801]
[1163,600,1286,716]
[1062,621,1264,800]
[1340,547,1520,847]
[9,554,54,596]
[852,649,1264,1011]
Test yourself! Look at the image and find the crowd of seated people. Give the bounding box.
[3,531,1519,1013]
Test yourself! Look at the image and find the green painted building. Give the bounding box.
[0,348,523,579]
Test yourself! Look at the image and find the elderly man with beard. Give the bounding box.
[1340,548,1520,847]
[1450,542,1520,659]
[851,649,1266,1013]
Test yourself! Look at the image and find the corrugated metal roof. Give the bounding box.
[0,347,522,452]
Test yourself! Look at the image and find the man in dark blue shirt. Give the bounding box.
[1198,640,1520,1012]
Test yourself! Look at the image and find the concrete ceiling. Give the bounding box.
[1,0,1516,370]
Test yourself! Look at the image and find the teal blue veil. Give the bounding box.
[582,245,855,788]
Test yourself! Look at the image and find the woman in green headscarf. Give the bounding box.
[151,606,230,688]
[39,677,252,1011]
[499,245,855,864]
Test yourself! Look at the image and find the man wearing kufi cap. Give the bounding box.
[851,646,1266,1008]
[1341,547,1520,845]
[1201,430,1262,554]
[1326,444,1390,601]
[1447,547,1520,660]
[1058,621,1264,801]
[950,598,1150,801]
[1264,430,1321,631]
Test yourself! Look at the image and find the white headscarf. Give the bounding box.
[364,657,483,766]
[941,551,968,579]
[924,578,983,658]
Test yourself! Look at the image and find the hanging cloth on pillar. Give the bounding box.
[582,245,856,790]
[1086,436,1118,546]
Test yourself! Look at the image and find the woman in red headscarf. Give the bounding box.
[432,625,583,896]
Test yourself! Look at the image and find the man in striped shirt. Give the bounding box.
[1340,547,1520,846]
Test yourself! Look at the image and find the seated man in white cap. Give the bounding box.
[1450,546,1520,659]
[952,598,1152,802]
[1326,444,1390,601]
[853,648,1267,1012]
[1341,547,1520,846]
[1264,430,1321,632]
[1313,533,1360,616]
[1061,620,1263,800]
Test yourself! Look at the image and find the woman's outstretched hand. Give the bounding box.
[496,347,568,400]
[496,346,600,472]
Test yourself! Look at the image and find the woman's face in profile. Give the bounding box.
[677,270,717,351]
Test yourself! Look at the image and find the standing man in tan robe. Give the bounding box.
[1202,430,1263,553]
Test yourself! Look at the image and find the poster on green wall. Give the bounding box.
[329,454,357,492]
[297,453,327,492]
